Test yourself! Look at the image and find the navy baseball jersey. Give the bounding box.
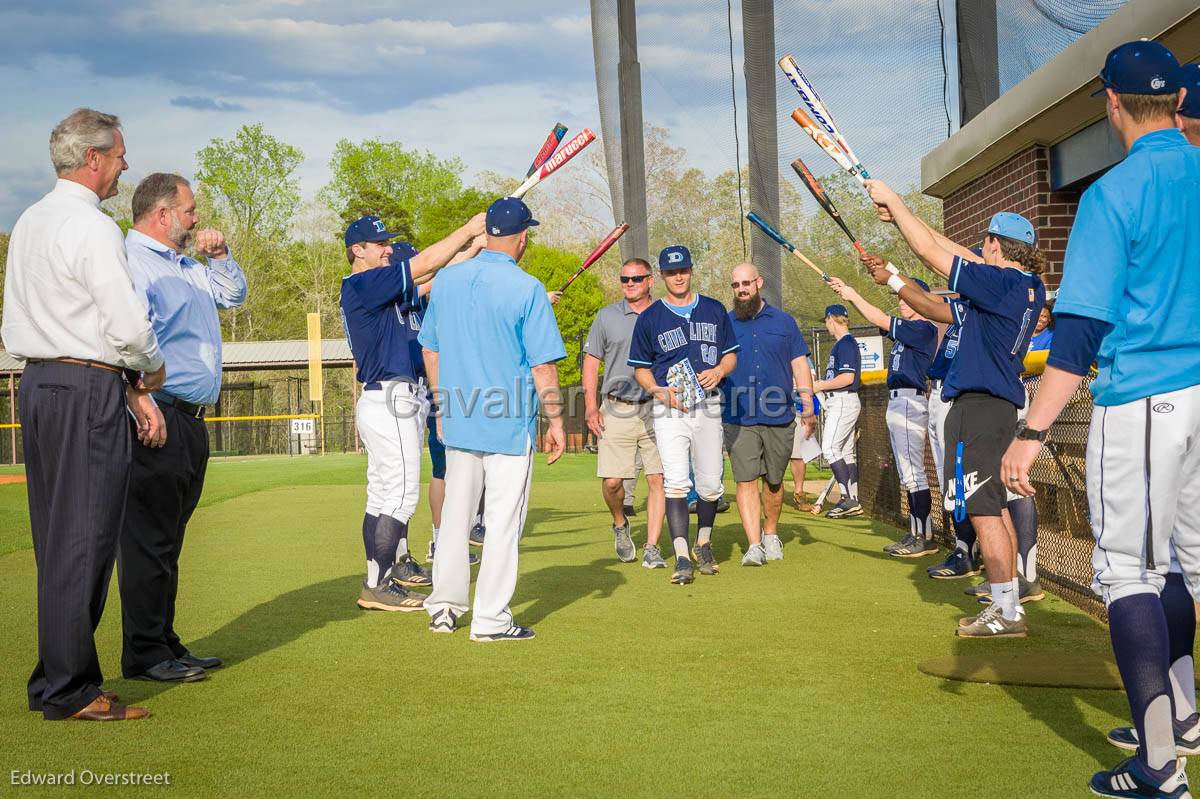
[628,296,739,386]
[824,334,861,393]
[340,259,419,385]
[886,317,936,391]
[945,256,1045,407]
[400,293,428,378]
[927,300,967,381]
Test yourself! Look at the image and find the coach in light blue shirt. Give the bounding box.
[118,173,246,683]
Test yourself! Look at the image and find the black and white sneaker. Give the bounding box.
[470,625,535,642]
[469,523,486,547]
[1089,756,1190,798]
[670,556,694,585]
[390,554,432,587]
[825,497,862,519]
[1108,717,1200,756]
[428,608,459,634]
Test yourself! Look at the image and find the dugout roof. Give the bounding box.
[0,339,354,375]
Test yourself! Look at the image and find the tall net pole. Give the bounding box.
[616,0,649,263]
[742,0,782,306]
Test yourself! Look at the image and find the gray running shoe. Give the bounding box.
[692,542,719,575]
[891,536,938,559]
[469,523,485,547]
[762,534,784,561]
[428,607,459,633]
[1107,717,1200,756]
[965,579,991,598]
[670,556,694,584]
[613,522,636,563]
[642,544,667,569]
[390,554,432,587]
[741,543,767,567]
[825,497,863,519]
[884,533,916,554]
[957,603,1027,638]
[1019,576,1045,602]
[357,582,426,612]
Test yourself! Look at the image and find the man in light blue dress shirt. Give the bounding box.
[119,173,246,682]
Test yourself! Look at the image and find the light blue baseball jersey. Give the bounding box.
[1054,128,1200,407]
[417,249,566,456]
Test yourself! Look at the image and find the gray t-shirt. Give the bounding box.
[584,299,649,401]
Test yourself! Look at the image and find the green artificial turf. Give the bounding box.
[0,453,1154,797]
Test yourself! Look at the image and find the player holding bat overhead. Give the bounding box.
[629,246,738,584]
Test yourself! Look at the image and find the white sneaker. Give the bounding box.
[762,534,783,560]
[741,543,767,567]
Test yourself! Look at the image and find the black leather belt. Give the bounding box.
[889,388,927,398]
[607,394,651,405]
[364,379,421,394]
[154,393,206,419]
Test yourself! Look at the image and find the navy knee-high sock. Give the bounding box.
[1109,593,1177,773]
[1007,496,1038,582]
[695,498,718,546]
[847,462,859,499]
[909,489,932,539]
[830,460,850,497]
[666,497,690,559]
[953,515,976,556]
[1162,572,1198,726]
[372,514,405,587]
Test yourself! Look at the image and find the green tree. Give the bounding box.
[519,243,604,386]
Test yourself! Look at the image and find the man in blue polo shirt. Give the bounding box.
[419,197,566,642]
[1003,41,1199,798]
[722,263,815,565]
[341,211,484,613]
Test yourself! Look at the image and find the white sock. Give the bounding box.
[697,527,712,546]
[432,526,439,543]
[1171,656,1198,723]
[395,538,409,560]
[993,581,1019,620]
[672,538,690,559]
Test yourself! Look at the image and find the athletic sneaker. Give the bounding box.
[1107,718,1200,756]
[428,608,459,634]
[825,497,863,519]
[884,533,916,554]
[642,543,667,569]
[762,533,784,561]
[1089,755,1190,798]
[469,523,486,547]
[890,537,938,558]
[357,582,426,612]
[693,543,719,575]
[613,522,636,563]
[390,554,432,587]
[965,579,991,599]
[716,498,731,513]
[470,625,535,643]
[622,504,637,518]
[973,578,1047,604]
[956,603,1027,638]
[741,543,767,567]
[928,549,980,579]
[671,556,694,585]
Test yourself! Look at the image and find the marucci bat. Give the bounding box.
[559,223,629,293]
[510,128,596,200]
[526,123,568,178]
[745,212,832,283]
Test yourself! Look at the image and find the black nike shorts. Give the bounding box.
[943,392,1017,518]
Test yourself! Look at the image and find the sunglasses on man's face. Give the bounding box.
[619,274,650,284]
[730,279,756,289]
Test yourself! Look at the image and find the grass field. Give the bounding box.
[0,452,1154,797]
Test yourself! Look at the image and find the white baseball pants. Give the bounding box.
[886,389,929,492]
[652,395,724,500]
[356,381,428,521]
[1089,384,1200,604]
[820,392,860,465]
[927,384,950,486]
[426,446,534,635]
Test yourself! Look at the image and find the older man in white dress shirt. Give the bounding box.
[2,109,164,722]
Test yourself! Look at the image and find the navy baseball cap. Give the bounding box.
[985,212,1036,246]
[825,304,848,318]
[658,245,693,271]
[912,278,930,292]
[389,241,419,263]
[486,197,539,237]
[345,215,401,247]
[1177,63,1200,118]
[1093,40,1180,96]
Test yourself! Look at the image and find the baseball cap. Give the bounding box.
[984,212,1036,246]
[486,197,539,237]
[825,304,848,318]
[1093,40,1180,96]
[389,241,419,263]
[969,245,983,258]
[658,245,693,271]
[345,215,401,247]
[1177,63,1200,118]
[911,278,930,292]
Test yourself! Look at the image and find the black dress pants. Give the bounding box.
[118,402,209,676]
[21,362,131,720]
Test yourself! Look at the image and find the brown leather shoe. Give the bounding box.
[70,694,149,721]
[101,690,119,702]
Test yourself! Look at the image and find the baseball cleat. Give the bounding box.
[1107,718,1200,756]
[825,498,863,519]
[613,522,636,563]
[741,543,767,567]
[1089,756,1190,798]
[357,582,426,612]
[670,556,694,584]
[956,603,1027,638]
[470,625,536,643]
[884,533,916,554]
[428,608,460,634]
[716,497,731,513]
[692,543,719,575]
[642,543,667,569]
[469,523,486,547]
[390,554,432,587]
[890,536,938,558]
[927,548,981,579]
[762,533,784,561]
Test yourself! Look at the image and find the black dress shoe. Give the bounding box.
[132,659,206,683]
[178,653,223,670]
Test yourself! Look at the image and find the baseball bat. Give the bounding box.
[525,123,568,178]
[779,55,871,180]
[745,212,832,283]
[559,223,629,293]
[811,476,836,515]
[510,128,596,200]
[789,157,865,254]
[790,108,861,185]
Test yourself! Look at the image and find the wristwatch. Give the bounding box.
[1014,420,1049,443]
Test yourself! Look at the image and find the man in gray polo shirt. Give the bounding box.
[583,257,666,567]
